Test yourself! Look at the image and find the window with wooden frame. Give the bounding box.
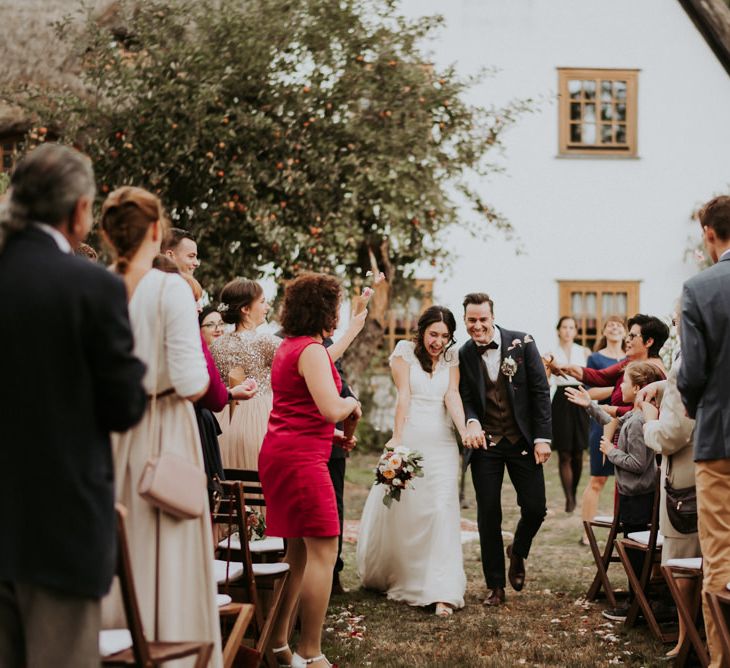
[0,135,21,173]
[558,280,640,350]
[383,279,434,353]
[558,68,638,157]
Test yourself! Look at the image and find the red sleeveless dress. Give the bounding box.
[258,336,341,537]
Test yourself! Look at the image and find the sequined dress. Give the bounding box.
[211,329,280,470]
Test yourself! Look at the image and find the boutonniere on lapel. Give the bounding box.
[500,356,518,383]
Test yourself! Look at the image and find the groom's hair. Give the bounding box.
[462,292,494,314]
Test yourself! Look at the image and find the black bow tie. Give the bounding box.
[476,341,499,355]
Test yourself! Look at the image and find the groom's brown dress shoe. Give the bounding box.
[507,544,525,592]
[483,587,505,606]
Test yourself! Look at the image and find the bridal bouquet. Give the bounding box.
[374,445,424,507]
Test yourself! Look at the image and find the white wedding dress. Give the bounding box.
[357,340,466,608]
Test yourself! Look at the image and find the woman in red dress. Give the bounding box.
[259,273,361,668]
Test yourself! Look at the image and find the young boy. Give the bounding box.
[575,360,666,620]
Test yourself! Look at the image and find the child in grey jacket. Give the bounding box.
[572,360,666,619]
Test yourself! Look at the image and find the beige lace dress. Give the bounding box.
[211,329,280,470]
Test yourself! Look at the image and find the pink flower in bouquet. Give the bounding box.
[362,287,374,299]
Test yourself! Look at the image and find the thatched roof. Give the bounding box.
[679,0,730,77]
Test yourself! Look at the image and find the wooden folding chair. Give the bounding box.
[584,512,623,607]
[615,471,675,642]
[661,558,708,668]
[217,594,256,668]
[705,588,730,668]
[223,468,285,562]
[102,505,213,667]
[213,481,289,668]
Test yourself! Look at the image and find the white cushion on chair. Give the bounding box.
[214,559,244,583]
[216,594,232,607]
[250,536,285,553]
[217,533,285,554]
[627,530,664,547]
[666,557,702,570]
[252,562,290,577]
[592,515,614,524]
[99,629,133,657]
[218,532,242,550]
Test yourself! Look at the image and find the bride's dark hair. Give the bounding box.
[412,305,457,373]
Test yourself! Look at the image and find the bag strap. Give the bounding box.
[146,273,166,643]
[666,452,673,480]
[146,274,167,459]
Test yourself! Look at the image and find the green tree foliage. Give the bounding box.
[13,0,527,297]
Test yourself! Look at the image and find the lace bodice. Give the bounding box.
[211,329,281,393]
[389,340,458,405]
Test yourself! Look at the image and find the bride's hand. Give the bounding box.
[464,422,486,449]
[384,437,400,450]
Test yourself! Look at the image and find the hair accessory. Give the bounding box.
[217,303,229,313]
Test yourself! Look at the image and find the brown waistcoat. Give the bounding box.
[481,360,521,444]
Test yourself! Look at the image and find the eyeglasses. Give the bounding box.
[201,322,225,331]
[626,332,642,341]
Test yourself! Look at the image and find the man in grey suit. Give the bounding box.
[678,195,730,668]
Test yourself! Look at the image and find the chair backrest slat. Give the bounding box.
[114,504,152,665]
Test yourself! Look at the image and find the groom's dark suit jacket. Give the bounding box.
[459,327,552,463]
[0,226,147,598]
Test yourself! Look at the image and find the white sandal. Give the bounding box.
[272,644,293,668]
[435,602,454,617]
[291,652,332,667]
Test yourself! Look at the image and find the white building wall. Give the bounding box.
[396,0,730,353]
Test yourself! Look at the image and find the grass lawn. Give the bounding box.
[319,450,670,667]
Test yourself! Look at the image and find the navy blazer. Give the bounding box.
[458,326,552,458]
[678,254,730,461]
[0,227,147,598]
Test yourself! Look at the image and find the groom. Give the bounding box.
[459,293,552,606]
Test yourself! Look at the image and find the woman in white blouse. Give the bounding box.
[549,317,590,513]
[100,186,222,666]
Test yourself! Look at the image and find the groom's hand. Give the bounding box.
[534,441,551,465]
[465,421,486,449]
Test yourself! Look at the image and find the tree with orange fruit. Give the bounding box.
[11,0,527,305]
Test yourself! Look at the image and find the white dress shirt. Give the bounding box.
[481,324,502,382]
[34,222,72,254]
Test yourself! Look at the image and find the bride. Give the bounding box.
[357,305,468,616]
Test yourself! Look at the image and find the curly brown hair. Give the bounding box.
[280,272,342,336]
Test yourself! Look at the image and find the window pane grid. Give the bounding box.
[566,77,628,148]
[559,69,637,157]
[559,281,639,350]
